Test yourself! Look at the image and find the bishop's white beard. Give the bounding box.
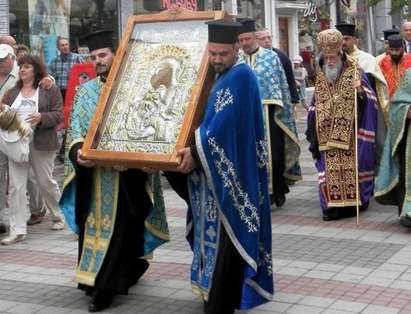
[324,59,342,83]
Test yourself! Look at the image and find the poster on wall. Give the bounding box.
[28,0,71,64]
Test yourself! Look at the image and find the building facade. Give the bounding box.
[1,0,310,64]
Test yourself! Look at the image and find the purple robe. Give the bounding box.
[307,59,378,213]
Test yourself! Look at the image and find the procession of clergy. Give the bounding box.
[7,14,410,313]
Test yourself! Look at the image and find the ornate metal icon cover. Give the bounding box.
[97,20,208,154]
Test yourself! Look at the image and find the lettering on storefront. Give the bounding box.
[303,0,317,22]
[162,0,198,11]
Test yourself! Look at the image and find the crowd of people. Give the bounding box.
[0,13,411,314]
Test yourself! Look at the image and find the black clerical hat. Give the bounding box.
[238,18,256,34]
[388,34,404,48]
[206,20,242,44]
[84,29,114,52]
[383,28,400,40]
[335,23,356,37]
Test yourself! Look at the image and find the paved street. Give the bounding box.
[1,109,411,314]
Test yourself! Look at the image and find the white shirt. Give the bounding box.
[11,88,39,123]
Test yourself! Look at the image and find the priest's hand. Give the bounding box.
[176,147,196,173]
[353,79,362,92]
[77,149,95,168]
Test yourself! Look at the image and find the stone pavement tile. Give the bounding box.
[321,310,356,314]
[132,278,192,291]
[0,300,19,312]
[34,306,72,314]
[314,264,345,273]
[330,300,367,312]
[272,292,305,304]
[361,276,394,287]
[0,263,26,271]
[286,304,325,314]
[390,280,411,290]
[305,270,336,280]
[299,296,335,307]
[278,267,309,277]
[330,229,368,240]
[361,304,399,314]
[287,261,318,270]
[7,302,46,314]
[168,289,199,301]
[288,226,323,236]
[332,273,365,283]
[378,264,410,273]
[272,224,301,234]
[369,270,402,280]
[341,267,373,276]
[257,301,292,312]
[398,273,411,281]
[313,228,344,238]
[131,285,176,298]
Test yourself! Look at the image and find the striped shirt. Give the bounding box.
[48,52,84,90]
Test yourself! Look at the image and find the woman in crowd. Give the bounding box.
[0,54,64,245]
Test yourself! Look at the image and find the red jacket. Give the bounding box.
[379,54,411,98]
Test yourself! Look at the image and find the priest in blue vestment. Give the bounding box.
[306,29,378,221]
[237,18,301,208]
[176,20,274,314]
[59,30,170,312]
[375,68,411,228]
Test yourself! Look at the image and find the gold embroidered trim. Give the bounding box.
[315,60,358,151]
[323,147,359,205]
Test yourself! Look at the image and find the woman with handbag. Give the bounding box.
[0,54,65,245]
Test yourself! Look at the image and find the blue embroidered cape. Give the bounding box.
[187,62,274,310]
[375,68,411,217]
[240,47,302,186]
[59,77,170,286]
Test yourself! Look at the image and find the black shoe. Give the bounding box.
[269,194,275,205]
[399,215,411,228]
[274,195,286,207]
[0,223,6,234]
[88,290,114,312]
[360,201,369,212]
[84,286,94,297]
[322,208,340,221]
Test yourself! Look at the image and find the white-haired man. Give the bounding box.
[306,29,378,221]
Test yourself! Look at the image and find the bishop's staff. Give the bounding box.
[353,58,360,226]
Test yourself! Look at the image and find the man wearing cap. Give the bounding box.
[376,28,400,63]
[255,28,300,105]
[237,18,301,208]
[306,29,378,221]
[379,34,411,98]
[177,19,273,313]
[0,44,18,234]
[60,30,169,312]
[335,23,387,116]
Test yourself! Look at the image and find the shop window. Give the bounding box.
[237,0,264,28]
[10,0,118,64]
[134,0,206,13]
